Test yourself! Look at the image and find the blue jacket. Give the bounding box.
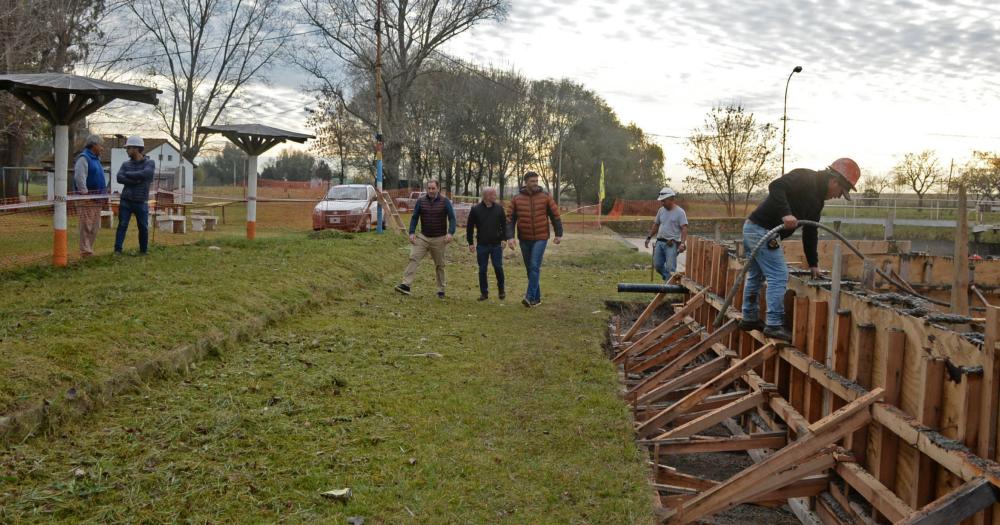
[74,148,106,193]
[117,156,156,202]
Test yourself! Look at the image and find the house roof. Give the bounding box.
[0,73,160,125]
[103,135,171,152]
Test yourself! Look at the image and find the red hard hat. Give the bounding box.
[830,158,860,189]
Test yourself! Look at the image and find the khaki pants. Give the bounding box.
[402,233,448,292]
[78,204,101,256]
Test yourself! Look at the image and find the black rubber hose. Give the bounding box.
[711,219,968,328]
[617,283,689,294]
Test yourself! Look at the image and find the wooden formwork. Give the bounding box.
[613,235,1000,524]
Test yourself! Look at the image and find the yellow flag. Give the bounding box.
[599,161,606,201]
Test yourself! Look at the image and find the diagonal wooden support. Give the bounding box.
[615,290,706,364]
[628,327,706,375]
[636,343,779,438]
[655,390,768,440]
[667,388,884,524]
[622,292,667,342]
[635,356,729,407]
[899,477,999,525]
[836,461,914,523]
[628,320,736,399]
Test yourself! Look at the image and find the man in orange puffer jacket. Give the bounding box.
[505,171,563,308]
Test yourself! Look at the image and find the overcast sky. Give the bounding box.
[96,0,1000,185]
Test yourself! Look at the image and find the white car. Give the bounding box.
[312,184,378,231]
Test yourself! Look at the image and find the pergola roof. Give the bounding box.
[0,73,161,125]
[198,124,315,156]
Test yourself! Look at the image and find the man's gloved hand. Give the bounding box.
[644,236,651,249]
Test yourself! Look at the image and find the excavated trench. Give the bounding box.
[605,300,801,525]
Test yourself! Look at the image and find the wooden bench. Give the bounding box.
[201,201,237,225]
[100,210,114,228]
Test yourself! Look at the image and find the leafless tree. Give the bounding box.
[892,150,942,206]
[308,96,373,183]
[127,0,290,161]
[684,104,777,216]
[295,0,508,188]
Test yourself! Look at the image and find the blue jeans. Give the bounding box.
[653,240,679,281]
[476,244,505,295]
[741,221,788,327]
[115,199,149,253]
[519,239,548,302]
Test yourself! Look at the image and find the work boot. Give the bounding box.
[478,294,488,301]
[738,319,765,332]
[763,325,792,342]
[437,291,446,299]
[498,290,506,300]
[395,284,411,295]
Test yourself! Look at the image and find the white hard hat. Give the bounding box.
[657,187,677,201]
[124,135,144,148]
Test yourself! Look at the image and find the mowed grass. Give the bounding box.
[0,231,655,524]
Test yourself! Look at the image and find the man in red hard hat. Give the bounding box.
[737,158,860,341]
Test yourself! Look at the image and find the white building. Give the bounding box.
[108,137,195,203]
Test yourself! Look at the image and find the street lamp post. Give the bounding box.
[781,65,803,176]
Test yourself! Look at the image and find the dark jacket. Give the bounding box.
[466,201,509,245]
[117,156,156,203]
[408,193,457,238]
[505,186,563,241]
[748,168,831,267]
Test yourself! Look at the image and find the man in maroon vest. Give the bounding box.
[395,180,457,298]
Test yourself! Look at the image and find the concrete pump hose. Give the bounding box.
[711,219,954,329]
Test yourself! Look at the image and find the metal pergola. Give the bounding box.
[197,124,314,239]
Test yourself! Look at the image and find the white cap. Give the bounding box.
[124,135,144,148]
[657,187,677,201]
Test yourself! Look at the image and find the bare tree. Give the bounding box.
[295,0,508,188]
[307,96,372,183]
[892,150,942,206]
[684,105,777,216]
[857,170,894,195]
[127,0,289,162]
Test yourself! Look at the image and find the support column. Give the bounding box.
[246,155,258,239]
[53,125,69,267]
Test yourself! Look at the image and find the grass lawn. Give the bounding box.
[0,230,655,524]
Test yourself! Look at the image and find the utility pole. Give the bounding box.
[374,0,385,233]
[781,65,803,176]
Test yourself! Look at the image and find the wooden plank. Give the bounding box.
[837,461,915,523]
[951,183,970,316]
[622,292,667,342]
[804,300,830,422]
[656,390,768,439]
[655,465,718,491]
[613,289,706,363]
[636,343,779,437]
[979,306,1000,462]
[790,295,811,414]
[627,327,703,375]
[829,482,868,525]
[913,358,946,508]
[651,431,787,454]
[670,389,884,524]
[873,329,906,499]
[831,311,852,414]
[629,320,736,399]
[635,355,728,406]
[847,324,876,465]
[900,478,998,525]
